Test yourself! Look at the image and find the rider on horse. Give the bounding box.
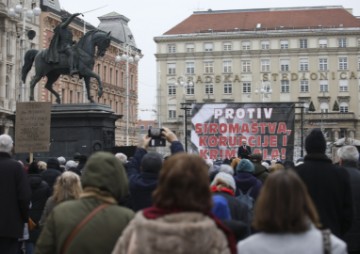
[46,12,82,75]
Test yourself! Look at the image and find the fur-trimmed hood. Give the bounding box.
[112,211,231,254]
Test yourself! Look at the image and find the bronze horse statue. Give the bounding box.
[21,29,111,103]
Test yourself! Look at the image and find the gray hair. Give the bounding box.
[219,164,234,175]
[337,145,359,162]
[65,160,78,171]
[115,152,128,164]
[57,156,66,165]
[0,134,13,154]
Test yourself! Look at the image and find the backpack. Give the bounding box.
[236,186,254,222]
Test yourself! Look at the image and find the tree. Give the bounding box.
[332,100,339,111]
[308,101,316,112]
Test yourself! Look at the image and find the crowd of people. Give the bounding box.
[0,127,359,254]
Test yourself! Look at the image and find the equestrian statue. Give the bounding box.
[21,13,112,103]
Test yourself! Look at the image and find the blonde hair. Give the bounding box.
[37,161,47,171]
[231,157,241,170]
[269,163,285,173]
[53,171,82,203]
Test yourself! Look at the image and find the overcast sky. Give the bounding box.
[59,0,360,120]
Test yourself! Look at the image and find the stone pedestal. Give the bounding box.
[14,103,122,161]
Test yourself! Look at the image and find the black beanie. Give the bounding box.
[305,128,326,154]
[47,158,60,170]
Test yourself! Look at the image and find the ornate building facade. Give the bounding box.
[0,0,141,147]
[154,6,360,158]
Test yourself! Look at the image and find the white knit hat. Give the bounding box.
[211,172,236,191]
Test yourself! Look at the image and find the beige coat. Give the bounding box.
[112,211,231,254]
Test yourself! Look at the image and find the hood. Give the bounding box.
[81,151,128,200]
[28,174,43,189]
[234,172,258,190]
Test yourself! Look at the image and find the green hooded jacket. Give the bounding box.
[35,152,134,254]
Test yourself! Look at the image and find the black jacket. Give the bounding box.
[237,145,251,159]
[294,153,353,238]
[41,167,61,194]
[0,152,31,238]
[341,162,360,252]
[27,173,50,243]
[126,141,184,211]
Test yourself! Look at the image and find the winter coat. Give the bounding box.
[237,223,347,254]
[212,188,249,223]
[252,162,269,183]
[35,198,134,254]
[27,173,50,243]
[233,172,262,200]
[126,141,184,211]
[342,162,360,252]
[294,153,353,238]
[41,168,61,194]
[0,152,31,238]
[112,211,232,254]
[35,151,135,254]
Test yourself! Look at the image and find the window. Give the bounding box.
[204,42,213,52]
[242,60,251,73]
[280,40,289,49]
[281,80,290,93]
[319,39,328,48]
[358,57,360,70]
[168,110,176,119]
[339,102,349,113]
[338,57,348,70]
[204,61,214,74]
[223,60,232,73]
[5,76,9,98]
[299,39,308,49]
[224,83,232,94]
[115,70,119,86]
[299,58,309,71]
[6,32,11,55]
[109,68,113,84]
[223,42,232,51]
[242,41,250,50]
[186,62,195,74]
[338,38,347,48]
[261,40,270,50]
[358,38,360,47]
[320,102,329,113]
[320,80,328,92]
[168,84,176,95]
[186,43,194,53]
[300,80,309,93]
[167,63,176,75]
[186,84,194,95]
[103,66,107,81]
[319,58,328,71]
[280,59,290,72]
[242,82,251,93]
[167,44,176,53]
[205,83,214,94]
[261,59,270,72]
[339,80,348,92]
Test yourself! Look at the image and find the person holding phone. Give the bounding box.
[124,127,184,211]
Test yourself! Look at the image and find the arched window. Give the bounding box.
[339,102,349,113]
[320,102,329,113]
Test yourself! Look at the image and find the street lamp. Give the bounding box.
[255,81,272,102]
[8,1,41,101]
[177,76,194,152]
[115,44,140,146]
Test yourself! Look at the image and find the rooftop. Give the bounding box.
[163,6,360,35]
